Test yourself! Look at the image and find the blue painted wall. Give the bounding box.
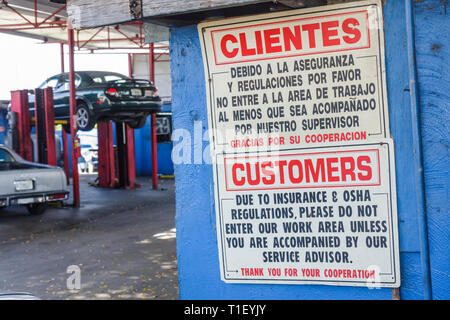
[134,104,174,176]
[171,1,449,300]
[413,0,449,300]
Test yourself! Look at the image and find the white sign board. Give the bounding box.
[199,0,400,287]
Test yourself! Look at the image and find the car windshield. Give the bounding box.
[39,77,59,89]
[0,149,14,163]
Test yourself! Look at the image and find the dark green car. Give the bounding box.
[29,71,161,131]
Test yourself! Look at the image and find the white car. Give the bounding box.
[0,145,68,215]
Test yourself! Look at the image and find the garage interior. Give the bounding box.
[0,0,177,299]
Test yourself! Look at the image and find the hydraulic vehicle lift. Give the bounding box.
[7,30,160,207]
[9,87,75,208]
[9,90,32,162]
[9,85,141,199]
[34,87,57,166]
[1,1,165,206]
[9,88,60,166]
[95,48,158,190]
[95,51,145,190]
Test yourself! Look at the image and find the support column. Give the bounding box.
[128,53,133,79]
[97,122,116,188]
[60,43,65,73]
[9,90,32,161]
[68,28,80,207]
[34,87,56,166]
[60,42,70,183]
[149,43,158,189]
[126,124,137,189]
[115,122,138,189]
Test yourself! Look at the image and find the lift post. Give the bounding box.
[60,42,70,183]
[96,52,139,189]
[9,90,32,161]
[149,43,158,190]
[34,87,57,166]
[68,27,80,207]
[115,122,138,189]
[97,121,116,188]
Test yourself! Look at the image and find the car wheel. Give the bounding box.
[76,103,96,131]
[128,116,148,129]
[26,203,47,215]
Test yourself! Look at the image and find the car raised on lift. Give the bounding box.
[0,145,68,215]
[28,71,161,132]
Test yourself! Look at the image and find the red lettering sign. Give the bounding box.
[210,11,370,65]
[224,149,380,191]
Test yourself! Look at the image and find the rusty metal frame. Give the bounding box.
[1,1,67,29]
[0,2,156,51]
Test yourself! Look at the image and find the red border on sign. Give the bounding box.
[223,148,381,191]
[210,10,371,66]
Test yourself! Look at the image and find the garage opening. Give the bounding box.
[0,0,177,300]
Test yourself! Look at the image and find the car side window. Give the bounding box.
[75,75,81,88]
[58,76,69,91]
[40,77,59,89]
[54,78,66,92]
[56,75,82,91]
[0,149,14,163]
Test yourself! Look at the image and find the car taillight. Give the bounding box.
[106,88,119,97]
[46,194,67,201]
[145,88,159,98]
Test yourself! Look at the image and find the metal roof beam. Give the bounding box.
[1,0,66,17]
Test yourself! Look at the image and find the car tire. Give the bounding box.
[128,116,148,129]
[76,103,96,131]
[26,203,47,215]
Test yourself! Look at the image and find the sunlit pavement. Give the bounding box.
[0,175,178,300]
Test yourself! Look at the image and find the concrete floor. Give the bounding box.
[0,175,178,300]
